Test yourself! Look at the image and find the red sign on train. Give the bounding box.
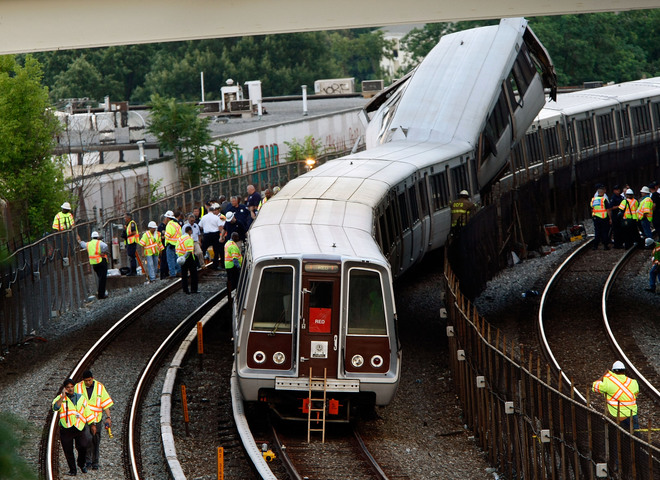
[309,308,331,333]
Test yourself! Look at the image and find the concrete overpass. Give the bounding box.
[1,0,657,55]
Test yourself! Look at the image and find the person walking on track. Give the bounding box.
[75,370,114,471]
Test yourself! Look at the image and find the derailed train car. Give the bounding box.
[233,18,557,420]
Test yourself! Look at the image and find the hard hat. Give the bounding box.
[176,255,186,266]
[61,202,71,210]
[459,190,469,196]
[91,231,99,239]
[645,237,655,247]
[273,186,281,194]
[148,221,158,229]
[225,211,235,221]
[625,188,634,195]
[612,361,625,371]
[641,186,651,194]
[164,210,176,219]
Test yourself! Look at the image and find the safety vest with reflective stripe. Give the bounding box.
[591,196,608,219]
[257,196,268,211]
[592,371,638,418]
[75,380,114,424]
[224,240,242,269]
[638,196,654,222]
[176,234,195,259]
[52,211,75,231]
[138,231,163,256]
[87,240,107,265]
[450,199,475,227]
[52,393,94,430]
[652,243,660,266]
[619,199,640,220]
[165,221,181,246]
[126,220,139,244]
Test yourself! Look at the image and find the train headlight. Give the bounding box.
[273,352,286,365]
[370,355,384,368]
[253,351,266,364]
[351,355,364,368]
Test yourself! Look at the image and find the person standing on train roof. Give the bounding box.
[592,361,639,432]
[637,186,654,241]
[52,202,75,231]
[138,221,163,282]
[449,190,476,235]
[164,210,182,277]
[609,185,625,249]
[619,189,641,249]
[176,225,198,294]
[78,231,109,299]
[123,212,139,276]
[224,231,242,292]
[591,184,611,250]
[74,370,113,471]
[645,237,660,293]
[52,378,96,476]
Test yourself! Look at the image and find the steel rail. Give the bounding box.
[352,426,390,480]
[127,287,226,480]
[44,278,182,480]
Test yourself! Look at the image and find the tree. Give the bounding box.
[146,95,213,188]
[0,412,37,480]
[0,55,65,237]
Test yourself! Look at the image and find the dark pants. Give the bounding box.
[202,232,221,269]
[181,255,198,293]
[93,260,108,299]
[126,243,137,275]
[612,217,623,248]
[60,425,89,473]
[227,266,240,292]
[592,216,610,249]
[86,423,101,467]
[159,249,169,279]
[622,220,641,248]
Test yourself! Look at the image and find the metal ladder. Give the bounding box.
[307,367,327,443]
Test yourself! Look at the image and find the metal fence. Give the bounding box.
[444,262,660,479]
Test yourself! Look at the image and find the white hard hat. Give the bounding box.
[645,237,655,247]
[211,203,220,209]
[459,190,469,196]
[612,361,625,371]
[91,231,99,239]
[625,188,634,195]
[641,186,651,194]
[148,221,158,229]
[164,210,176,219]
[225,211,235,221]
[176,255,186,266]
[61,202,71,210]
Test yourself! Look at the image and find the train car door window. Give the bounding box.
[408,185,420,223]
[301,268,340,378]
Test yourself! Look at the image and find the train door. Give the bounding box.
[300,271,341,378]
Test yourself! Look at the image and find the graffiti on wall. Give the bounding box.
[253,144,280,171]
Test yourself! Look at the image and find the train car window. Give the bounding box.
[236,257,251,312]
[505,73,520,110]
[511,59,529,98]
[377,213,390,255]
[596,114,615,143]
[518,44,537,86]
[652,102,660,129]
[418,179,429,217]
[451,164,469,194]
[385,202,397,246]
[576,118,595,149]
[631,105,651,134]
[397,192,410,231]
[347,269,387,335]
[251,266,294,332]
[617,110,631,138]
[429,172,449,211]
[408,185,419,223]
[543,128,560,158]
[525,131,542,164]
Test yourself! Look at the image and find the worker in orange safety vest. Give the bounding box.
[123,212,140,276]
[75,370,114,471]
[592,360,639,432]
[52,378,96,476]
[590,183,611,250]
[78,231,109,300]
[164,210,182,276]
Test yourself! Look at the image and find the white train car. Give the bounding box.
[233,18,557,420]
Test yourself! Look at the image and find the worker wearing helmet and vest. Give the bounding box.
[592,361,639,432]
[74,370,113,471]
[164,210,182,277]
[224,231,243,292]
[78,231,109,299]
[52,202,75,231]
[138,221,163,282]
[450,190,476,235]
[52,378,96,476]
[590,184,611,250]
[637,186,654,241]
[176,225,198,294]
[618,189,641,249]
[123,212,139,276]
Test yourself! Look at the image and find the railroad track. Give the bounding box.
[42,272,224,479]
[539,239,660,440]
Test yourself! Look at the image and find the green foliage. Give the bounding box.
[284,135,324,163]
[206,138,239,180]
[0,55,65,236]
[0,412,38,480]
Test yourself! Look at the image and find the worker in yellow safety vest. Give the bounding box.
[449,190,476,235]
[257,188,273,213]
[637,186,654,240]
[75,370,113,471]
[164,210,182,276]
[123,212,139,276]
[619,189,641,249]
[176,225,198,294]
[138,221,163,282]
[592,361,639,431]
[224,231,243,291]
[78,231,109,299]
[52,202,75,231]
[590,183,611,250]
[52,378,96,476]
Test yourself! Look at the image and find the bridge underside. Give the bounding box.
[3,0,657,55]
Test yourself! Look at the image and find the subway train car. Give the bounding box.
[232,18,556,420]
